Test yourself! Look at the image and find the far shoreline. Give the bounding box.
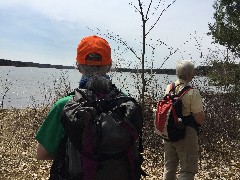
[0,59,208,75]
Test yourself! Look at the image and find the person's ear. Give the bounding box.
[188,71,194,81]
[76,62,83,73]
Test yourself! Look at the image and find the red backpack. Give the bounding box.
[154,83,192,142]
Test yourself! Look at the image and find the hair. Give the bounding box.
[77,63,112,93]
[176,60,195,81]
[85,75,110,93]
[76,63,111,76]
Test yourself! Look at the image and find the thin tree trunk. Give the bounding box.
[141,20,146,108]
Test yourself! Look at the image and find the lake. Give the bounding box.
[0,66,210,108]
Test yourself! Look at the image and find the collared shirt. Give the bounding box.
[165,79,204,116]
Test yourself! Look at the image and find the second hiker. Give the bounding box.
[161,60,205,180]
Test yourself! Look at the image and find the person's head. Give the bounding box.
[76,35,112,93]
[76,35,112,76]
[176,60,195,82]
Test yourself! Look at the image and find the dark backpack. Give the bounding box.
[50,88,146,180]
[154,83,195,142]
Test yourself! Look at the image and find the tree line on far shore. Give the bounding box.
[0,59,209,75]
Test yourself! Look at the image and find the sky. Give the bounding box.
[0,0,221,68]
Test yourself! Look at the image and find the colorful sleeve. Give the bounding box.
[35,96,72,155]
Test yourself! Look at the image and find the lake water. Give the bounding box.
[0,66,211,108]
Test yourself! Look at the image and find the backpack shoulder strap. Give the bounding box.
[73,88,98,105]
[66,90,75,96]
[92,96,135,113]
[178,85,193,97]
[168,82,183,95]
[49,135,68,179]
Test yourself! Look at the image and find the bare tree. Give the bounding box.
[129,0,177,107]
[88,0,178,108]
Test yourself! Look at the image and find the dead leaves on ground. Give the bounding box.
[0,108,239,180]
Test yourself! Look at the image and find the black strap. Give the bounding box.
[67,91,75,96]
[49,135,68,179]
[169,82,192,97]
[178,85,192,97]
[182,115,201,135]
[95,151,125,162]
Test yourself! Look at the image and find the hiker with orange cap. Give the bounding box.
[35,35,146,180]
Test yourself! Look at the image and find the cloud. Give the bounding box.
[0,0,218,68]
[0,0,139,36]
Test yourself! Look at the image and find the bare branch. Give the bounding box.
[138,0,145,22]
[108,33,141,60]
[133,5,141,14]
[159,37,192,69]
[145,0,153,20]
[151,0,163,16]
[1,82,12,109]
[87,26,141,61]
[159,49,179,69]
[117,38,141,61]
[129,2,141,14]
[146,0,177,36]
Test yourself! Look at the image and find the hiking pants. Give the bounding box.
[163,126,199,180]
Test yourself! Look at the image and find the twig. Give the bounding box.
[146,0,177,36]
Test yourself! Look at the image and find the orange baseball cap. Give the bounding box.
[76,35,112,66]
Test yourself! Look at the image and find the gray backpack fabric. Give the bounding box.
[50,88,146,180]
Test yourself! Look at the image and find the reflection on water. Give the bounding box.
[0,66,212,108]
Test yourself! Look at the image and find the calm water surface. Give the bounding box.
[0,66,210,108]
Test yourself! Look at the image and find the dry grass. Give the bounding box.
[0,93,240,180]
[0,108,51,180]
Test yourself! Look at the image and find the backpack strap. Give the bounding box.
[49,135,68,179]
[177,85,192,97]
[82,124,97,180]
[168,82,182,95]
[167,83,201,135]
[168,82,192,97]
[66,90,75,96]
[176,85,202,134]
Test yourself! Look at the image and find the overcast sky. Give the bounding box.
[0,0,220,68]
